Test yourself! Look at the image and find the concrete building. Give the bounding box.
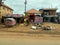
[0,2,13,18]
[39,8,58,22]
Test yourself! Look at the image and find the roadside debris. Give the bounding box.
[31,26,37,30]
[42,26,51,30]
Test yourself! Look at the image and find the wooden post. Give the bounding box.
[0,0,2,24]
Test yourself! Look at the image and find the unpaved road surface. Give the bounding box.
[0,32,60,45]
[0,36,60,45]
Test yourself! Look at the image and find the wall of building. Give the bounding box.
[43,10,56,15]
[49,10,56,15]
[0,6,13,18]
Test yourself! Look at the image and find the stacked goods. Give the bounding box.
[43,26,51,30]
[12,14,24,23]
[4,18,16,27]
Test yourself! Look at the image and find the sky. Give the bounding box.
[3,0,60,14]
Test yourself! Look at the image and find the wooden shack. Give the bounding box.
[2,14,24,23]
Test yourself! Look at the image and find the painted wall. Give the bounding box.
[0,6,13,18]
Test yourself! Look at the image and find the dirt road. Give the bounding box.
[0,36,60,45]
[0,32,60,45]
[0,22,60,45]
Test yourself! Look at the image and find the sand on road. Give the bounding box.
[0,36,60,45]
[0,32,60,45]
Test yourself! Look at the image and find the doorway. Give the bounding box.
[29,14,35,22]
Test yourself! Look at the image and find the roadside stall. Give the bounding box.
[3,14,24,24]
[12,14,24,23]
[26,9,42,23]
[2,14,12,23]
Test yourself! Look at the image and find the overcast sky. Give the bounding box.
[3,0,60,14]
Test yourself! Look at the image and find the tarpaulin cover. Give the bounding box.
[5,18,16,26]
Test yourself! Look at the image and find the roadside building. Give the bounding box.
[26,8,42,22]
[3,14,24,23]
[39,8,58,22]
[0,2,13,18]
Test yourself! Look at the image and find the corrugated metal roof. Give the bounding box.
[12,14,24,17]
[41,8,57,10]
[26,9,41,14]
[5,18,15,21]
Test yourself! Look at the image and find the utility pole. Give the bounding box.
[24,0,27,16]
[0,0,2,24]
